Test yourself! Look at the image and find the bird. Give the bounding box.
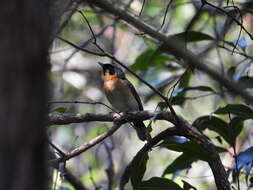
[98,62,150,141]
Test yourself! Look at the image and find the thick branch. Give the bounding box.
[85,0,253,105]
[48,111,176,125]
[48,111,176,165]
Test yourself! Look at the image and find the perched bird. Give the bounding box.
[98,62,150,141]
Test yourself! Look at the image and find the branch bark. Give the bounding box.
[48,111,176,125]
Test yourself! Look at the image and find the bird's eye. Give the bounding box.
[108,67,115,75]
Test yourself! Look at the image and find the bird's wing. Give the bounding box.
[123,79,143,111]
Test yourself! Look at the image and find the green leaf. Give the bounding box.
[157,102,168,110]
[170,96,188,105]
[173,86,215,95]
[182,180,197,190]
[130,152,149,189]
[171,69,192,105]
[229,117,244,145]
[227,66,236,78]
[139,177,183,190]
[168,31,214,43]
[193,115,227,131]
[178,70,192,94]
[193,116,230,143]
[186,86,215,92]
[214,104,253,119]
[193,115,246,145]
[238,76,253,89]
[162,153,196,176]
[51,107,68,113]
[131,48,175,71]
[160,140,210,161]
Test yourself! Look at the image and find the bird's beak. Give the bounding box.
[97,62,104,68]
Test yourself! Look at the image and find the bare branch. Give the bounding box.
[50,122,122,165]
[49,151,88,190]
[48,110,176,126]
[139,0,146,16]
[56,35,106,56]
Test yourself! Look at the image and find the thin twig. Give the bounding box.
[49,122,122,165]
[48,100,115,112]
[48,140,66,157]
[202,0,253,39]
[56,36,106,56]
[139,0,146,16]
[158,0,173,31]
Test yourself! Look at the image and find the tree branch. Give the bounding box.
[48,110,230,189]
[49,121,122,165]
[48,111,176,125]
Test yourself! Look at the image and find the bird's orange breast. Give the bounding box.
[103,73,139,112]
[103,73,120,92]
[104,74,131,95]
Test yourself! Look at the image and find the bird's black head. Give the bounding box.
[98,62,125,79]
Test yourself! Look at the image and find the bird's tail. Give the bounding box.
[133,121,151,141]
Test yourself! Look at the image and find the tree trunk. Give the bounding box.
[0,1,51,189]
